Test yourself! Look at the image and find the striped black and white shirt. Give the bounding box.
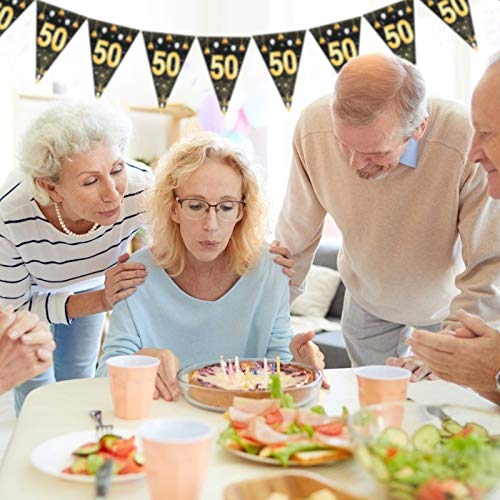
[0,161,153,325]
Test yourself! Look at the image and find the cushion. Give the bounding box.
[328,282,345,319]
[291,265,342,318]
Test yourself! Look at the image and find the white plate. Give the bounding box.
[31,429,145,483]
[224,446,351,467]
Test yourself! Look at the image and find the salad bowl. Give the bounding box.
[348,401,500,500]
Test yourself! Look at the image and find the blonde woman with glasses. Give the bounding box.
[97,132,325,400]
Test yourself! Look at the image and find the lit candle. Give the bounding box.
[220,356,228,385]
[228,358,235,387]
[264,357,269,387]
[235,356,241,377]
[276,356,281,374]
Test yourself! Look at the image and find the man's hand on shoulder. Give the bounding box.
[269,240,295,286]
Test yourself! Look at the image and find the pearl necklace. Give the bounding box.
[54,202,99,238]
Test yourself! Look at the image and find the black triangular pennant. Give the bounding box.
[310,17,361,73]
[198,36,250,114]
[143,31,194,109]
[253,30,306,110]
[36,2,86,82]
[0,0,34,38]
[364,1,416,63]
[88,19,139,98]
[419,0,477,50]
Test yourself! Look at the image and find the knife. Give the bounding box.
[95,459,114,499]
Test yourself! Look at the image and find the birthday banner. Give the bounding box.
[199,36,250,114]
[0,0,481,112]
[419,0,477,50]
[364,1,416,63]
[0,0,34,38]
[36,2,85,81]
[253,30,306,110]
[143,31,194,108]
[310,16,362,73]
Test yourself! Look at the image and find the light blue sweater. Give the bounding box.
[96,247,293,376]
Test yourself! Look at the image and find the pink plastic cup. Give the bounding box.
[139,418,214,500]
[106,355,160,420]
[354,365,411,408]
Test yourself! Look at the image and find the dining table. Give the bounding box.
[0,368,498,499]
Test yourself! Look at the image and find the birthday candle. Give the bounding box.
[276,356,281,374]
[228,359,235,387]
[235,356,241,377]
[220,356,228,385]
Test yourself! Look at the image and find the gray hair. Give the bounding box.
[19,99,132,205]
[332,53,428,138]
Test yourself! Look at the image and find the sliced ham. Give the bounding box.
[227,406,256,424]
[232,397,280,415]
[248,417,290,444]
[277,408,298,432]
[297,409,343,427]
[314,431,352,451]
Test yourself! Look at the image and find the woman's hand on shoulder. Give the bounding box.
[136,348,180,401]
[101,253,148,310]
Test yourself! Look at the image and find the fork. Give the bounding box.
[407,397,451,421]
[89,409,114,437]
[424,404,451,422]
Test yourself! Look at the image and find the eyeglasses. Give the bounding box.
[175,197,246,221]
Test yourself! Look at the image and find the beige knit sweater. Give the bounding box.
[276,96,500,329]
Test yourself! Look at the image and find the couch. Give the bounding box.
[292,238,351,369]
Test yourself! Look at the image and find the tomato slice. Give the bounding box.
[264,409,283,427]
[108,436,136,458]
[231,420,248,430]
[314,422,344,436]
[119,459,143,475]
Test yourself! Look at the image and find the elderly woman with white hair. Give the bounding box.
[96,132,325,400]
[0,99,153,413]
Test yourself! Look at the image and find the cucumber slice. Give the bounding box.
[70,457,88,474]
[86,454,105,475]
[393,466,415,481]
[377,427,409,449]
[388,491,414,500]
[72,442,100,457]
[442,418,463,435]
[99,433,123,450]
[356,444,373,470]
[389,482,416,494]
[371,456,391,482]
[464,422,489,438]
[132,451,144,466]
[413,424,441,453]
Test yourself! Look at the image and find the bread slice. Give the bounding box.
[291,449,351,465]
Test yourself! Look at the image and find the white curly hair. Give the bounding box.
[19,99,132,205]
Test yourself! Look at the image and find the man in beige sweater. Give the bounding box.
[408,53,500,404]
[276,53,500,374]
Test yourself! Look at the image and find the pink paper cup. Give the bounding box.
[106,355,160,420]
[354,365,411,408]
[139,418,214,500]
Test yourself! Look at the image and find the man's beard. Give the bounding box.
[355,164,391,181]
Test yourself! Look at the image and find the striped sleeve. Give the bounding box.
[0,223,73,324]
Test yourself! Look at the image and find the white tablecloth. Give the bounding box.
[0,368,497,499]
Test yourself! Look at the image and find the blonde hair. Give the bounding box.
[332,53,427,138]
[149,132,267,277]
[19,99,132,205]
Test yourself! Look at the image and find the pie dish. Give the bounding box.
[177,358,322,411]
